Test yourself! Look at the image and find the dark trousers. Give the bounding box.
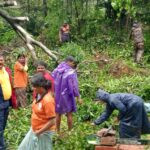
[0,107,9,150]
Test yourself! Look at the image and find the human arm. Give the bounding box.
[34,117,56,136]
[68,73,79,96]
[112,99,126,115]
[35,97,56,136]
[109,97,127,120]
[15,61,28,72]
[68,73,82,104]
[23,64,28,71]
[94,105,113,125]
[51,68,58,79]
[24,58,28,71]
[76,96,83,104]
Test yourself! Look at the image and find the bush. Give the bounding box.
[58,42,85,63]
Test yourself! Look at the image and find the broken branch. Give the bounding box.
[0,10,58,61]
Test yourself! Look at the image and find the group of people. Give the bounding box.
[0,54,82,150]
[0,52,150,150]
[0,53,30,150]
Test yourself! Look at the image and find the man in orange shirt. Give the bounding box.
[14,54,28,108]
[18,73,56,150]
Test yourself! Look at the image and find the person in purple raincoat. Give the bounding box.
[52,56,82,132]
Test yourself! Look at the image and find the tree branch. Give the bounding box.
[0,1,17,7]
[0,10,58,61]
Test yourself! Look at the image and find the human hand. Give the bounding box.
[114,117,119,124]
[76,97,83,105]
[34,130,41,136]
[97,128,108,137]
[78,98,83,105]
[91,122,96,126]
[25,57,28,64]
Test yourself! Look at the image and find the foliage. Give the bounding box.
[5,108,31,150]
[4,23,150,150]
[1,0,150,150]
[111,0,136,19]
[58,42,85,63]
[102,75,150,101]
[0,20,16,45]
[5,43,150,150]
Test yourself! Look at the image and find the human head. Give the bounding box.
[94,89,110,103]
[17,54,26,64]
[65,56,78,69]
[132,21,140,28]
[0,54,4,70]
[63,23,69,30]
[31,73,51,94]
[35,60,47,73]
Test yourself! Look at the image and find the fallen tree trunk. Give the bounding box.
[0,1,17,7]
[0,1,58,61]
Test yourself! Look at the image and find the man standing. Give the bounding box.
[131,21,144,63]
[0,54,13,150]
[52,56,82,132]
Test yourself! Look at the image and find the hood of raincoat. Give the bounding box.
[95,89,110,103]
[55,62,71,74]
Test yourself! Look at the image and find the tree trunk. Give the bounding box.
[43,0,48,17]
[27,0,30,14]
[73,0,81,35]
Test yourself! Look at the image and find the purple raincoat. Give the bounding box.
[52,62,80,114]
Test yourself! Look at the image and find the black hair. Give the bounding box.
[35,60,47,68]
[132,21,140,28]
[17,54,26,59]
[65,56,78,68]
[63,23,69,27]
[0,54,4,58]
[65,56,77,63]
[31,73,51,90]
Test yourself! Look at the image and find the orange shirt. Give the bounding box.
[14,61,28,88]
[31,92,56,132]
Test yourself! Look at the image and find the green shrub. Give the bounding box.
[58,42,85,63]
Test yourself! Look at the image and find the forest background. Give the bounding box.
[0,0,150,149]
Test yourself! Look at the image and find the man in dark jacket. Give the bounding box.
[93,89,150,139]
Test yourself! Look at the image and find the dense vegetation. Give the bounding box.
[0,0,150,149]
